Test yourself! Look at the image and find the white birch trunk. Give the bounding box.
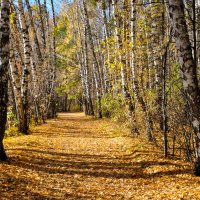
[168,0,200,175]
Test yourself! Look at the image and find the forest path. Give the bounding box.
[1,113,200,199]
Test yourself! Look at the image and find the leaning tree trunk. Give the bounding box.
[0,0,10,161]
[168,0,200,175]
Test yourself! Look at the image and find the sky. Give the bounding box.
[19,0,62,15]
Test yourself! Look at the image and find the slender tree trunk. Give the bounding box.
[192,0,197,69]
[43,0,52,120]
[9,12,27,132]
[18,0,31,134]
[83,26,94,116]
[9,44,25,133]
[50,0,56,81]
[162,38,171,157]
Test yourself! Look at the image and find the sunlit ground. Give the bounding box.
[1,113,200,199]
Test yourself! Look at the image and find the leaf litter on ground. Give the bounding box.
[1,112,200,199]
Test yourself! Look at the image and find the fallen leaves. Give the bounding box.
[0,112,200,199]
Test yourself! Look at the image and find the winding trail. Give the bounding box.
[1,113,200,199]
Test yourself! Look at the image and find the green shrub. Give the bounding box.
[101,94,127,122]
[5,126,21,137]
[5,109,21,137]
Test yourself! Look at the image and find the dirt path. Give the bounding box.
[1,113,200,199]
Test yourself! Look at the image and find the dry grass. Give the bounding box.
[1,113,200,199]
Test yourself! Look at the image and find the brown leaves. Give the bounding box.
[0,113,200,199]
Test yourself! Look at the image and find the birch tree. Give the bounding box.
[168,0,200,175]
[0,0,10,161]
[17,0,31,134]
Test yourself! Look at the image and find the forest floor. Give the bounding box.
[1,113,200,199]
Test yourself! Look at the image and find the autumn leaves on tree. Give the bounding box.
[0,0,57,160]
[0,0,200,175]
